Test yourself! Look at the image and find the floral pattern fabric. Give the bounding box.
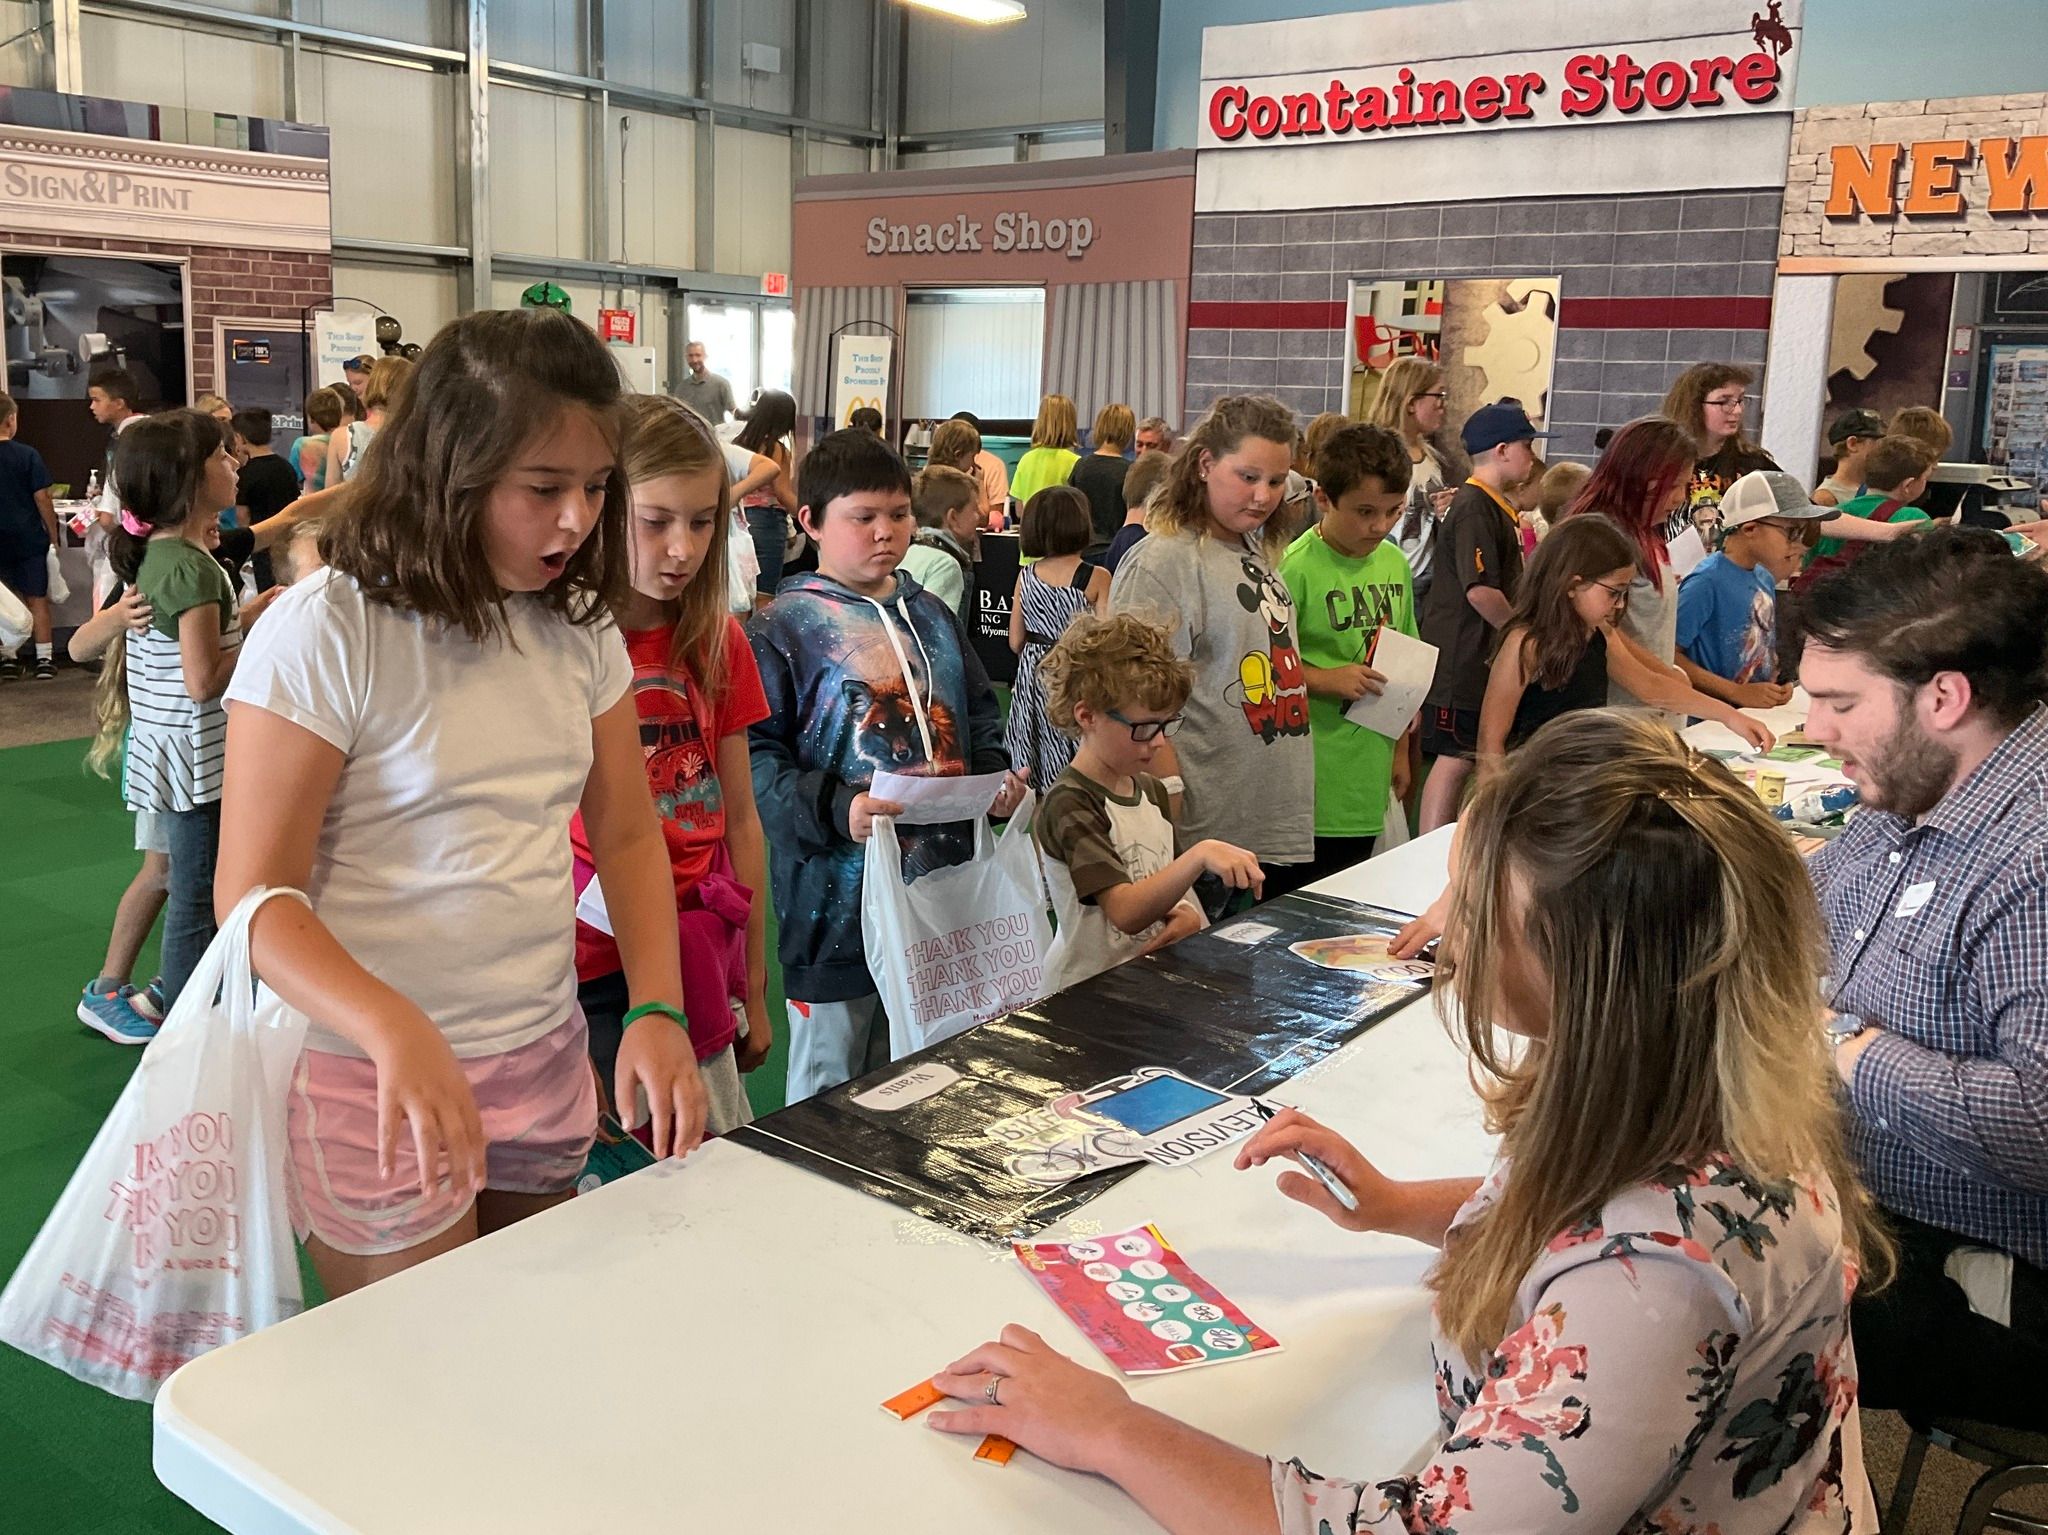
[1272,1158,1873,1535]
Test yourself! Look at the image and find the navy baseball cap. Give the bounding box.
[1461,401,1552,455]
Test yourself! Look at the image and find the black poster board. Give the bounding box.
[731,891,1430,1245]
[219,323,309,435]
[973,531,1019,686]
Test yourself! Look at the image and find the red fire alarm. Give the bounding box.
[598,308,636,344]
[760,272,790,297]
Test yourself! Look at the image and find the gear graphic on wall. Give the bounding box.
[1460,279,1560,419]
[1829,274,1907,382]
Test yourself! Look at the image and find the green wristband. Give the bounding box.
[622,1001,688,1030]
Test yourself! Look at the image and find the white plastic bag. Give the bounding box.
[45,545,70,605]
[0,886,312,1401]
[864,791,1057,1057]
[0,582,28,649]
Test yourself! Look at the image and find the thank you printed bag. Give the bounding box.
[0,887,312,1400]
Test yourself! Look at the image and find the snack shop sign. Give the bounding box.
[1203,32,1791,149]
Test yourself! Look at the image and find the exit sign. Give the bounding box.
[597,308,636,343]
[761,271,789,297]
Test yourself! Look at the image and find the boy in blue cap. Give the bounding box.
[1416,401,1549,831]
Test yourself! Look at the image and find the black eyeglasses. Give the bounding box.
[1704,393,1754,408]
[1415,390,1449,401]
[1591,579,1631,603]
[1108,709,1183,742]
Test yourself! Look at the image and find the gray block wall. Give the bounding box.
[1186,189,1785,462]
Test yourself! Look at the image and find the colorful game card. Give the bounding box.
[1289,933,1434,985]
[1014,1223,1282,1375]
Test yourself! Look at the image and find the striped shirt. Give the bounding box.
[124,538,239,813]
[1812,705,2048,1266]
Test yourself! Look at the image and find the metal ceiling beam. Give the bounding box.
[459,0,492,311]
[41,0,84,94]
[80,0,463,67]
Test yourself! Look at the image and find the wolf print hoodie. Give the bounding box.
[748,568,1009,1002]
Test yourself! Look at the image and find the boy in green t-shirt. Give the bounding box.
[1796,435,1934,593]
[1274,423,1415,895]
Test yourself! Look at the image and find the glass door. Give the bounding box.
[679,297,796,413]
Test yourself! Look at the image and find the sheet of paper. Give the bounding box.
[870,769,1007,825]
[1344,627,1439,740]
[575,875,613,936]
[1015,1223,1283,1375]
[1667,524,1708,578]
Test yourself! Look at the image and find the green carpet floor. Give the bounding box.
[0,734,794,1532]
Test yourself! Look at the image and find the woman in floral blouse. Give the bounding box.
[929,710,1891,1533]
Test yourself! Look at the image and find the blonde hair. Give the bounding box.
[912,464,977,529]
[363,355,414,414]
[1147,394,1298,562]
[193,392,232,419]
[1122,448,1172,514]
[1091,402,1135,451]
[1888,406,1953,460]
[1030,394,1079,452]
[927,418,980,472]
[1537,460,1591,520]
[619,392,731,684]
[1041,613,1193,736]
[1365,358,1443,442]
[1429,711,1889,1362]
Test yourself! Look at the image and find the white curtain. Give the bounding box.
[1043,279,1180,427]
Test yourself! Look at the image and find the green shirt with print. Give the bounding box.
[1280,526,1416,838]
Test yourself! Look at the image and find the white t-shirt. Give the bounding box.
[225,567,632,1058]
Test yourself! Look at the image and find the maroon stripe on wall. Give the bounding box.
[1557,297,1773,330]
[1187,300,1346,330]
[1188,296,1772,332]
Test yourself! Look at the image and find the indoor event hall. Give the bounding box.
[0,0,2046,1530]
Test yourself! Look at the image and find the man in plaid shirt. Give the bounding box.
[1799,526,2048,1429]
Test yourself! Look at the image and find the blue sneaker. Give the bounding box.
[77,983,160,1045]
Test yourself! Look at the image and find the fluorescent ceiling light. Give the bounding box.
[898,0,1028,23]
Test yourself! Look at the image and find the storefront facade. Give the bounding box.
[790,152,1195,435]
[1187,0,1805,461]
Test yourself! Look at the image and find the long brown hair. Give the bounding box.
[618,392,731,686]
[1661,363,1757,456]
[1500,512,1637,689]
[1430,711,1891,1362]
[90,411,225,778]
[322,307,629,642]
[1147,393,1297,562]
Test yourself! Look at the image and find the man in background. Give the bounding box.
[677,341,736,425]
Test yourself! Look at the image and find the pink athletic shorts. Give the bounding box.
[285,1009,598,1256]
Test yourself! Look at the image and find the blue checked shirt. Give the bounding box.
[1810,706,2048,1267]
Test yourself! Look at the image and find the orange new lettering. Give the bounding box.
[1903,139,1969,215]
[1824,143,1902,217]
[1982,135,2048,214]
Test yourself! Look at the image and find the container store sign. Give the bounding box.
[1196,0,1804,211]
[1206,44,1784,145]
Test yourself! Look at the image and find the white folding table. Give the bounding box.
[154,827,1489,1533]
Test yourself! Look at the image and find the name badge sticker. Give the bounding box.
[1895,880,1936,919]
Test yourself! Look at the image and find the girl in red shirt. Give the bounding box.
[570,395,773,1134]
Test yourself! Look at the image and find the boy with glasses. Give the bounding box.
[1032,613,1262,994]
[1676,470,1829,707]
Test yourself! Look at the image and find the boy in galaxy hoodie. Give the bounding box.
[749,429,1021,1102]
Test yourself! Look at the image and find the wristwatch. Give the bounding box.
[1824,1011,1869,1045]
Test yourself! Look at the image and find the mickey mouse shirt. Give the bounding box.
[1108,529,1314,866]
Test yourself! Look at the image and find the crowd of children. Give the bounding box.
[14,305,2048,1534]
